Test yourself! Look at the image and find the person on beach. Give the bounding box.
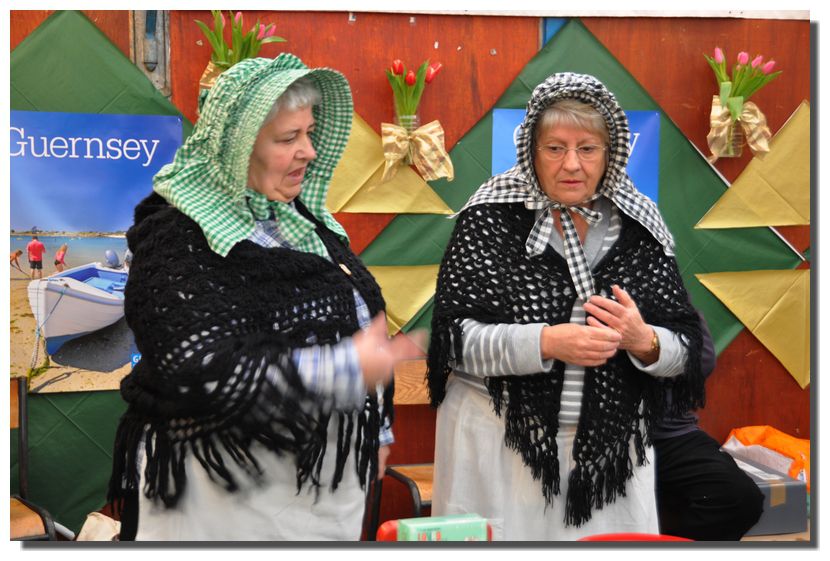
[54,243,68,272]
[10,249,25,274]
[26,235,45,280]
[108,54,424,541]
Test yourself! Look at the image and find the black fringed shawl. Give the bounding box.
[107,193,390,514]
[426,202,704,526]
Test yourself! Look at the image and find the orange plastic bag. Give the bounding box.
[723,425,810,491]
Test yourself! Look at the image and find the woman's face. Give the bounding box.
[247,106,317,203]
[533,123,607,207]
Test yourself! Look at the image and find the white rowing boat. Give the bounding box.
[28,262,129,354]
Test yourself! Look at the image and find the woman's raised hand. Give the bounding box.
[353,313,427,386]
[540,322,621,367]
[583,284,654,356]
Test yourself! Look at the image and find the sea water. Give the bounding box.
[10,235,128,273]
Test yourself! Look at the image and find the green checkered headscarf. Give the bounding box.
[153,53,352,257]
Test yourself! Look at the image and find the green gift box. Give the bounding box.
[397,513,489,541]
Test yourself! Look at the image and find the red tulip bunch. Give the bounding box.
[386,59,444,117]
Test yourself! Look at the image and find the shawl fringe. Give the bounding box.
[485,375,561,503]
[426,317,464,407]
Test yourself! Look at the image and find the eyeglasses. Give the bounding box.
[536,144,606,162]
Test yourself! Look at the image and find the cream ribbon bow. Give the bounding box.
[706,95,772,163]
[381,120,455,183]
[198,60,224,90]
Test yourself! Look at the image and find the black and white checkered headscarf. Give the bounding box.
[460,73,674,300]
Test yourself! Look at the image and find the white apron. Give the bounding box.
[432,375,659,541]
[135,420,366,541]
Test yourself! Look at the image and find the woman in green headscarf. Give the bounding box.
[108,54,423,541]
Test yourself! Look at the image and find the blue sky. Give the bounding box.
[11,111,181,232]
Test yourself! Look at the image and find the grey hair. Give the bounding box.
[263,76,322,124]
[534,99,609,146]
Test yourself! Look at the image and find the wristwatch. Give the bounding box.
[650,329,660,354]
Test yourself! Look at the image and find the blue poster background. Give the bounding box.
[10,111,182,232]
[491,109,661,203]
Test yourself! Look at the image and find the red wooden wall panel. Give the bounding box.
[169,11,540,252]
[169,11,539,149]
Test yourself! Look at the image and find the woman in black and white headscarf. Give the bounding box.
[426,73,705,540]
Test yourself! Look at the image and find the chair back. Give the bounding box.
[11,377,21,429]
[9,375,59,540]
[11,376,29,498]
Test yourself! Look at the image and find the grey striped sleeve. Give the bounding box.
[558,303,586,425]
[453,319,553,377]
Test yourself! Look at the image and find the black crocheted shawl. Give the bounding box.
[108,193,389,512]
[426,202,704,526]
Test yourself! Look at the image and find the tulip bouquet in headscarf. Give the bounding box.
[380,59,454,183]
[704,47,781,160]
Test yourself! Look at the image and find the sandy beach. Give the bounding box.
[10,265,133,394]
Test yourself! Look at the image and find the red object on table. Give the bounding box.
[579,533,692,542]
[376,520,399,541]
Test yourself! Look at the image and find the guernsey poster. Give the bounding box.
[10,110,181,393]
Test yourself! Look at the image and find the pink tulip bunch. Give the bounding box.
[704,47,782,104]
[386,59,444,117]
[195,10,286,70]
